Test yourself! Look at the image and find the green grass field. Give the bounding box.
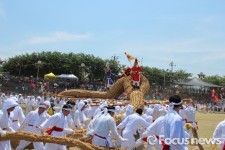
[196,112,225,138]
[188,112,225,150]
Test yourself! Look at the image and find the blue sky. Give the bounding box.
[0,0,225,77]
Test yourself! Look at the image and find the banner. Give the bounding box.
[212,89,219,103]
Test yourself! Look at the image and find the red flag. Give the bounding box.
[212,89,219,103]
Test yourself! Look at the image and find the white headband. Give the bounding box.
[62,108,71,111]
[39,105,47,108]
[107,109,116,113]
[168,101,182,113]
[172,101,182,106]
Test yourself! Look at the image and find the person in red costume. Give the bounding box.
[131,59,142,88]
[119,67,131,78]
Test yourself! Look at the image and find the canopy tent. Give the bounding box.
[175,77,222,88]
[44,72,56,79]
[56,74,78,80]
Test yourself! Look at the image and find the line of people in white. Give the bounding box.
[0,93,200,150]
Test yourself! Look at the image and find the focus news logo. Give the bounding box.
[147,136,224,145]
[147,135,159,145]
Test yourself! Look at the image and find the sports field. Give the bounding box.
[188,112,225,150]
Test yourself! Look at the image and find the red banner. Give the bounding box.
[212,89,219,103]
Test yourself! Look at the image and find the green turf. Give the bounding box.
[188,112,225,150]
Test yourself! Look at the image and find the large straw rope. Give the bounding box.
[58,74,150,110]
[0,131,103,150]
[56,74,150,146]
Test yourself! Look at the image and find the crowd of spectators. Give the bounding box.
[1,75,225,108]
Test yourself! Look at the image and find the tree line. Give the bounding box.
[1,51,225,86]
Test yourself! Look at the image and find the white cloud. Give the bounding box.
[24,32,90,45]
[0,31,91,59]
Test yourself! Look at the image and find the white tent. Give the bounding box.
[56,74,78,80]
[175,77,222,88]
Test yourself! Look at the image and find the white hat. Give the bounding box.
[146,108,153,116]
[125,104,134,116]
[44,101,51,108]
[86,98,92,103]
[38,103,47,109]
[115,106,121,112]
[12,97,18,102]
[117,102,122,105]
[3,98,18,110]
[154,104,160,110]
[78,101,85,110]
[99,102,108,109]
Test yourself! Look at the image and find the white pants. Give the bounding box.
[0,140,11,150]
[16,140,45,150]
[45,143,66,150]
[92,135,112,147]
[121,130,135,150]
[114,129,122,147]
[132,81,140,87]
[11,121,20,131]
[147,138,163,150]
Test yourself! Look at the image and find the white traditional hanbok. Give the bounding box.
[185,105,197,128]
[164,109,187,150]
[92,111,125,147]
[9,105,25,131]
[0,99,18,150]
[213,120,225,149]
[26,96,36,114]
[121,104,134,121]
[16,105,48,150]
[117,113,150,150]
[40,112,74,150]
[143,116,165,150]
[143,108,153,124]
[74,102,89,128]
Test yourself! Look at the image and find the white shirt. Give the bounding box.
[0,109,14,150]
[145,116,165,137]
[20,110,48,134]
[184,106,196,122]
[83,105,92,118]
[93,113,122,139]
[164,110,187,150]
[26,98,36,107]
[18,96,25,104]
[0,109,14,133]
[40,112,73,136]
[213,120,225,149]
[9,106,25,130]
[179,109,187,120]
[117,113,150,134]
[74,109,87,128]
